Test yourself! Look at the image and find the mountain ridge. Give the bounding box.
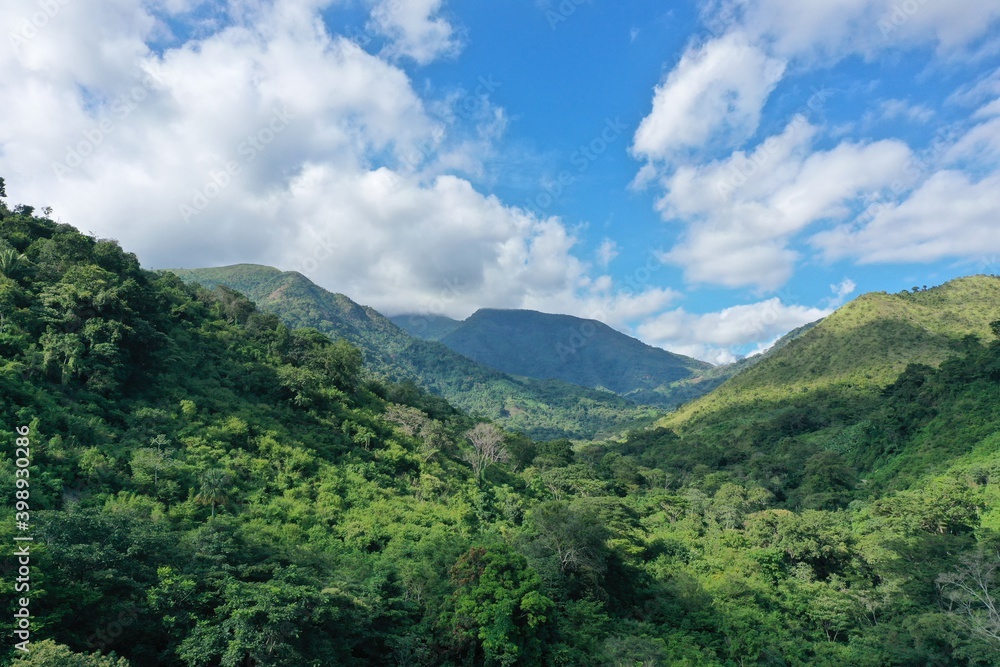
[392,307,713,405]
[660,274,1000,431]
[169,265,659,440]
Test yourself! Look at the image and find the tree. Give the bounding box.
[0,247,33,280]
[0,176,6,197]
[13,639,131,666]
[463,423,509,478]
[520,500,609,588]
[938,550,1000,645]
[130,434,176,495]
[196,469,231,518]
[990,319,1000,340]
[450,545,554,666]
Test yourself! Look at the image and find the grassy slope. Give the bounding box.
[170,266,657,440]
[662,275,1000,430]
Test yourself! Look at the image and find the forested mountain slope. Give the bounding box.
[662,276,1000,429]
[170,265,656,440]
[392,313,463,341]
[392,308,712,405]
[2,200,999,666]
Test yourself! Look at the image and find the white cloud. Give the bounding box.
[876,98,934,123]
[814,103,1000,266]
[631,32,786,162]
[278,166,602,317]
[0,0,678,332]
[367,0,462,65]
[717,0,1000,60]
[829,278,857,306]
[634,0,1000,168]
[630,1,1000,291]
[637,298,830,364]
[813,169,1000,264]
[655,117,913,289]
[944,100,1000,166]
[595,238,619,267]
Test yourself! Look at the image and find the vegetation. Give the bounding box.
[171,266,660,440]
[662,277,1000,428]
[394,308,711,405]
[1,195,999,665]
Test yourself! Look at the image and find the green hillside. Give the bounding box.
[391,313,463,341]
[663,276,1000,429]
[2,196,1000,665]
[395,308,712,406]
[170,266,656,440]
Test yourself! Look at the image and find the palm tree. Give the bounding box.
[196,468,231,518]
[0,248,33,281]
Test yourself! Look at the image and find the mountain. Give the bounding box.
[392,313,463,341]
[662,275,1000,430]
[641,275,1000,501]
[169,265,657,440]
[5,201,1000,665]
[392,308,713,406]
[653,318,824,408]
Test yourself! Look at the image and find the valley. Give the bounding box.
[2,202,999,665]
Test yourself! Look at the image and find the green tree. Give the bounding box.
[196,469,231,518]
[450,544,554,666]
[0,247,33,280]
[13,639,131,666]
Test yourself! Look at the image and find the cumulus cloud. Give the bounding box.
[829,278,857,306]
[655,117,913,289]
[630,0,1000,293]
[634,0,1000,170]
[637,298,830,365]
[814,101,1000,266]
[632,32,786,163]
[813,170,1000,264]
[0,0,681,334]
[367,0,462,65]
[710,0,1000,60]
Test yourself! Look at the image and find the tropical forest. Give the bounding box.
[1,184,1000,667]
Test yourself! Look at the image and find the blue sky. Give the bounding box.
[2,0,1000,362]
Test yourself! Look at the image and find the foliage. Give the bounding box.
[394,308,711,404]
[1,195,999,666]
[170,265,660,440]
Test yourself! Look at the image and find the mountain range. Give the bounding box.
[392,308,711,401]
[169,265,670,440]
[4,202,1000,664]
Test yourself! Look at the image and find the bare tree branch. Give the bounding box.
[938,549,1000,645]
[462,423,509,478]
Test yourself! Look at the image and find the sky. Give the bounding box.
[2,0,1000,364]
